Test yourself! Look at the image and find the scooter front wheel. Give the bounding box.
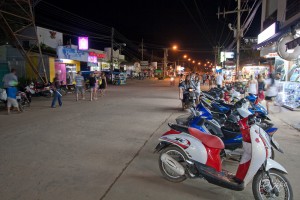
[252,169,293,200]
[158,146,187,183]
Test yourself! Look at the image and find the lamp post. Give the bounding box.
[163,45,177,79]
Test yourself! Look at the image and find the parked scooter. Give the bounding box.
[154,99,293,199]
[177,101,282,161]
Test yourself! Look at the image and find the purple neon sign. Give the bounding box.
[78,36,89,50]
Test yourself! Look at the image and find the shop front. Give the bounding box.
[242,65,269,79]
[255,22,300,111]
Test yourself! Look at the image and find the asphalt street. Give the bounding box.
[0,78,299,200]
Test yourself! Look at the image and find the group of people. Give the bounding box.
[51,71,107,107]
[178,73,201,103]
[2,68,108,112]
[246,72,281,113]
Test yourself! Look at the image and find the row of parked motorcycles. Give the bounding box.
[154,85,293,199]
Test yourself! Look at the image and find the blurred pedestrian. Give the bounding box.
[99,73,107,96]
[51,73,62,108]
[2,68,18,93]
[75,71,85,101]
[264,74,278,113]
[89,73,97,101]
[202,73,207,85]
[6,86,21,115]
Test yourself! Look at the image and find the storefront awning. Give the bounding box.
[253,27,291,50]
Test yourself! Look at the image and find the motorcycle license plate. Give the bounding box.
[16,96,21,100]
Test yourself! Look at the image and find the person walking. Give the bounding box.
[51,73,62,108]
[88,73,97,101]
[75,71,85,101]
[99,73,107,96]
[6,85,21,115]
[264,74,278,113]
[247,75,258,95]
[2,68,18,93]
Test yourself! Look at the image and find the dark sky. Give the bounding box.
[35,0,261,62]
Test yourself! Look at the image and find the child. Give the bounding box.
[7,87,21,115]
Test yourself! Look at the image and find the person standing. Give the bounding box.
[257,74,265,103]
[89,73,97,101]
[247,75,258,95]
[75,71,85,101]
[194,75,201,104]
[178,74,185,99]
[99,73,107,96]
[2,68,18,92]
[51,73,62,108]
[216,72,224,88]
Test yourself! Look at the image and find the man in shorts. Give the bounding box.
[75,71,85,101]
[7,86,21,115]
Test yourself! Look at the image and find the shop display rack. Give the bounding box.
[276,82,300,111]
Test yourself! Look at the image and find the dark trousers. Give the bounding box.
[51,89,62,107]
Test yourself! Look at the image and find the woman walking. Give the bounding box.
[89,73,97,101]
[99,73,107,96]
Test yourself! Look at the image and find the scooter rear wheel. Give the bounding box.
[159,146,187,183]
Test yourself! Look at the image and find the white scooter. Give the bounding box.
[154,98,293,199]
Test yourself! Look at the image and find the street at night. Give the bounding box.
[0,79,299,200]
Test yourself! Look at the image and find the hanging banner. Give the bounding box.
[57,46,88,62]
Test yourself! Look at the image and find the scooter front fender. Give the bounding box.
[265,158,288,174]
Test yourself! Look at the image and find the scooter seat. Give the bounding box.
[188,127,225,149]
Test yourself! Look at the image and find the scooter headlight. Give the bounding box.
[189,88,193,92]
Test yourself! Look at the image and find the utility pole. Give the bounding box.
[141,38,144,61]
[111,27,114,83]
[237,0,241,81]
[217,0,249,81]
[163,48,168,79]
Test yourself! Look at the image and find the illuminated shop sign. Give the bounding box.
[88,56,97,63]
[264,52,279,58]
[89,52,106,59]
[257,22,277,44]
[220,52,234,62]
[78,37,89,50]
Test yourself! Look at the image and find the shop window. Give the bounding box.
[66,64,76,85]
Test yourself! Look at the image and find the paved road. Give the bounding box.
[0,78,299,200]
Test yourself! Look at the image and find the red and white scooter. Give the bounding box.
[154,99,293,199]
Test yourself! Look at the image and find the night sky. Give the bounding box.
[35,0,261,62]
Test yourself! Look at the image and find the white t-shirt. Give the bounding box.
[264,78,278,97]
[216,74,224,85]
